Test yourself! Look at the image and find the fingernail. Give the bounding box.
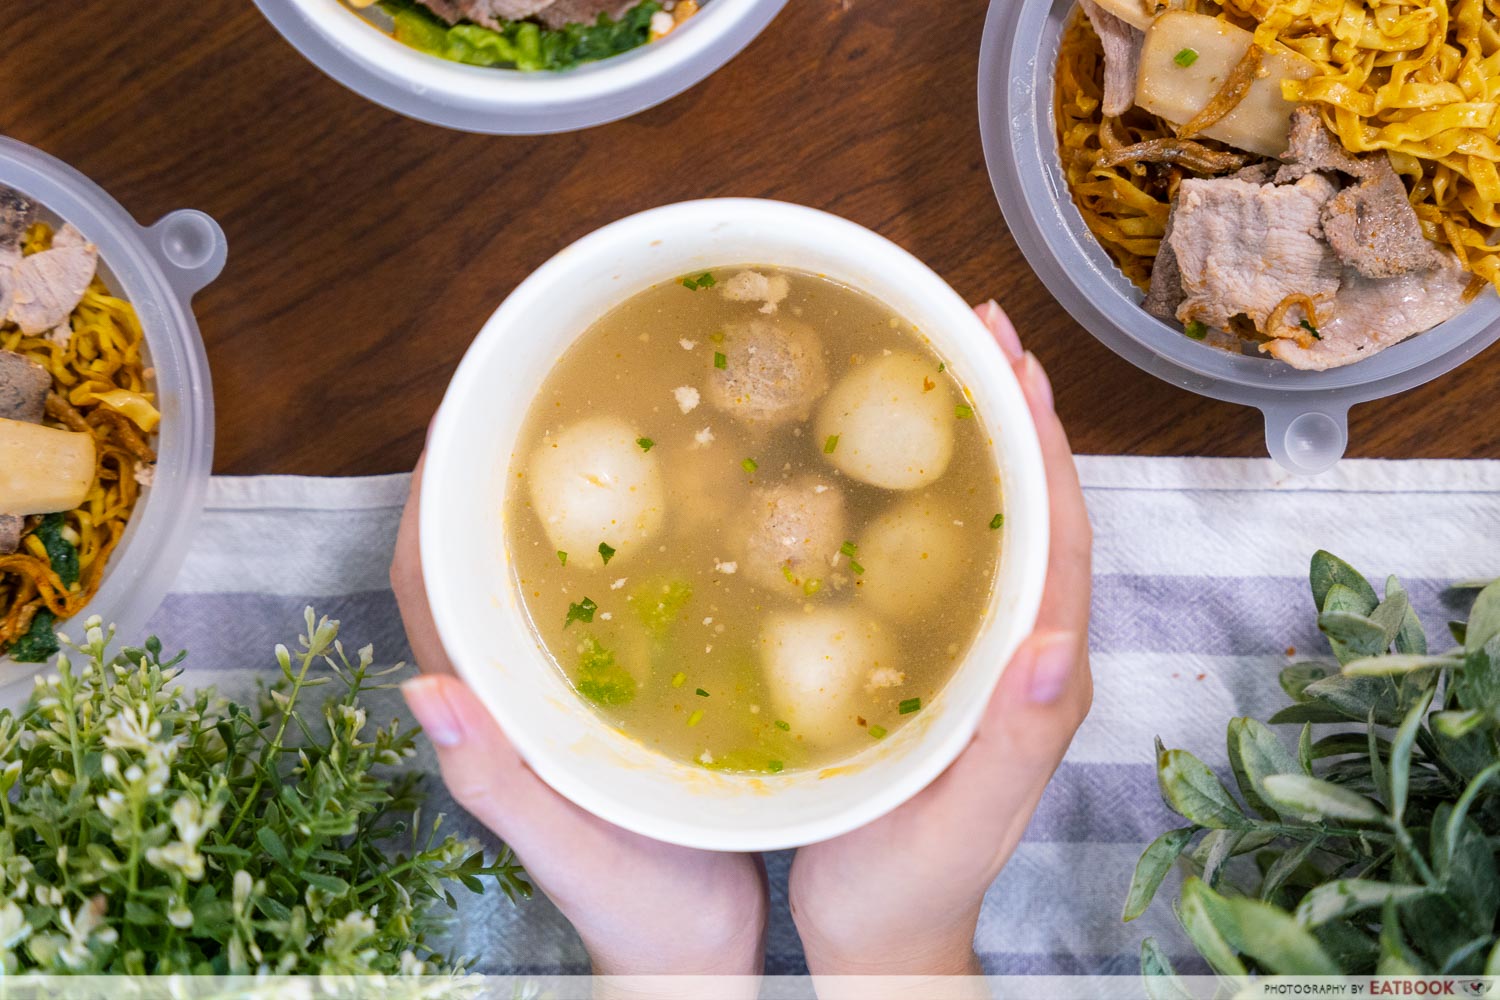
[402,676,464,747]
[984,300,1025,361]
[1028,633,1077,704]
[1021,351,1054,412]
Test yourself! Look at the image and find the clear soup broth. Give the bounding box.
[506,266,1003,773]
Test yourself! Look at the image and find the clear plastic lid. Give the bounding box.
[0,137,224,698]
[254,0,790,134]
[978,0,1500,474]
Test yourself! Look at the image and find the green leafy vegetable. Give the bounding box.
[564,596,598,628]
[7,608,59,663]
[575,633,635,706]
[1130,554,1500,977]
[631,578,693,637]
[379,0,662,73]
[35,512,79,586]
[0,611,528,974]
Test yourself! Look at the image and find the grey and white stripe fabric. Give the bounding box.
[128,458,1500,975]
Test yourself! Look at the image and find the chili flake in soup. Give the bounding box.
[506,266,1003,773]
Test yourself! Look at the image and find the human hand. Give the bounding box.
[390,458,768,979]
[788,301,1094,981]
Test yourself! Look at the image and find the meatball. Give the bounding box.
[816,352,954,490]
[760,609,896,741]
[739,478,846,594]
[525,415,665,567]
[704,318,829,427]
[857,495,968,620]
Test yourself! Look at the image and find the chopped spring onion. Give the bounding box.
[803,577,822,596]
[937,362,946,372]
[681,271,716,291]
[687,709,704,727]
[768,760,784,773]
[598,542,616,565]
[1300,319,1322,340]
[713,351,727,370]
[823,434,839,454]
[696,688,710,697]
[839,541,858,558]
[557,550,568,566]
[782,563,797,584]
[671,671,687,688]
[1184,321,1208,340]
[636,437,655,452]
[742,458,758,473]
[989,513,1005,530]
[710,331,725,344]
[955,404,974,420]
[564,597,598,628]
[849,560,865,576]
[774,720,791,731]
[899,697,921,715]
[869,725,888,739]
[1173,47,1199,67]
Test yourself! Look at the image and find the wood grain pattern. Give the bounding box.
[4,0,1497,474]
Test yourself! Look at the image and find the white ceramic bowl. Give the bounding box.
[422,199,1050,851]
[255,0,790,134]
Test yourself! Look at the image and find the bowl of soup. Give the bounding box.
[421,199,1049,850]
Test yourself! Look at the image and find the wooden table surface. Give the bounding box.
[7,0,1499,475]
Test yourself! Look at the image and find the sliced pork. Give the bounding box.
[423,0,558,29]
[1278,106,1439,279]
[538,0,637,28]
[0,187,35,272]
[1080,0,1143,117]
[0,349,50,554]
[0,351,50,424]
[6,223,98,335]
[1142,210,1184,323]
[1266,253,1471,370]
[1169,173,1341,335]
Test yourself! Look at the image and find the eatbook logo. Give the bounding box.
[1462,982,1492,998]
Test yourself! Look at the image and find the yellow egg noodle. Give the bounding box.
[1058,0,1500,291]
[0,223,156,653]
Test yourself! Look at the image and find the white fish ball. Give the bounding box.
[760,609,895,742]
[525,416,665,567]
[816,352,954,490]
[857,496,972,620]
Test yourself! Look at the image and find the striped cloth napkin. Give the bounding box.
[127,457,1500,975]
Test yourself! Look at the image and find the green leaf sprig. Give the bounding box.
[1130,551,1500,983]
[0,610,529,975]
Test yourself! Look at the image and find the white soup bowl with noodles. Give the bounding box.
[420,199,1049,851]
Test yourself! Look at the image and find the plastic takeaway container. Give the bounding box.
[254,0,790,134]
[978,0,1500,475]
[0,137,223,698]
